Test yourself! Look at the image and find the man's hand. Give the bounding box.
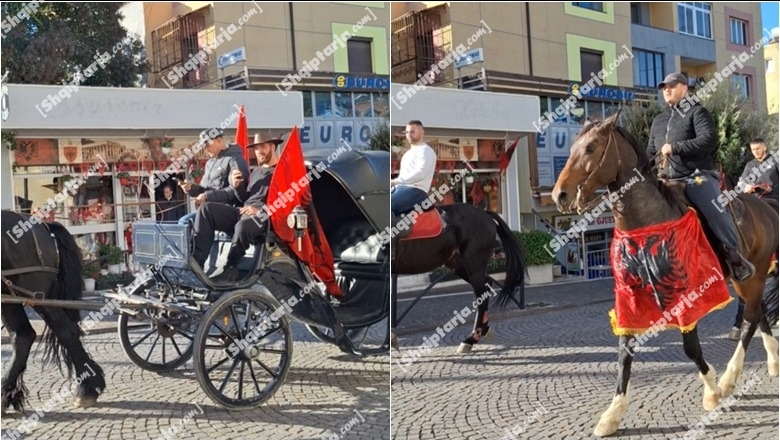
[390,179,397,187]
[239,206,259,216]
[661,143,673,156]
[231,169,244,189]
[194,193,206,208]
[744,184,755,193]
[179,179,192,192]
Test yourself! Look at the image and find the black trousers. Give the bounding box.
[681,171,739,250]
[192,202,266,267]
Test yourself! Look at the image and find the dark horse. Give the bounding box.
[551,113,779,437]
[1,210,106,412]
[393,203,526,353]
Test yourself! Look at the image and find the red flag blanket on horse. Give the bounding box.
[608,209,733,335]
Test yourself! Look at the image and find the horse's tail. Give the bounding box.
[486,211,526,309]
[42,221,84,377]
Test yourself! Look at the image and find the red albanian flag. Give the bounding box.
[267,126,342,297]
[236,105,249,164]
[499,137,520,176]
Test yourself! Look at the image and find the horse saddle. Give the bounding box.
[395,205,445,241]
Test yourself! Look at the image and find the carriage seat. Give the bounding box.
[332,220,386,264]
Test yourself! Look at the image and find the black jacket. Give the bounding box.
[741,155,779,200]
[233,165,276,209]
[187,144,250,205]
[157,197,185,222]
[646,101,718,179]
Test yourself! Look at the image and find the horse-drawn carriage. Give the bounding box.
[1,148,391,411]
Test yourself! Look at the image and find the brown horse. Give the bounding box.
[551,112,779,437]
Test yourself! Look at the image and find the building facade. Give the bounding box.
[766,31,779,115]
[391,1,768,279]
[123,1,391,150]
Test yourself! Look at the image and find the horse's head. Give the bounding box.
[551,111,623,214]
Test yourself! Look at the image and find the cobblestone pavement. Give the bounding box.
[1,322,390,440]
[391,298,779,440]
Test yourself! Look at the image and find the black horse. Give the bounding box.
[1,210,106,412]
[393,203,526,353]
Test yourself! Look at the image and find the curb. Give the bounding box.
[393,297,615,337]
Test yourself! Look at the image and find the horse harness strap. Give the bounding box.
[2,222,60,300]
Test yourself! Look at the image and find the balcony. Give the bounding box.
[631,23,716,70]
[150,10,211,89]
[391,6,453,86]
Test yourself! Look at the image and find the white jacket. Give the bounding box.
[396,143,437,193]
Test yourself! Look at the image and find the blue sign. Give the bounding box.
[454,48,484,69]
[568,83,635,102]
[333,75,390,91]
[218,47,246,69]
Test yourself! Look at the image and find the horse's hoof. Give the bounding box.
[73,395,98,408]
[703,386,722,411]
[719,382,735,399]
[594,417,619,437]
[457,343,473,354]
[769,361,779,377]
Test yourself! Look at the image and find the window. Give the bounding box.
[633,48,665,88]
[631,3,649,25]
[733,73,751,98]
[315,91,332,117]
[347,38,373,74]
[303,91,313,117]
[580,50,603,83]
[678,2,712,39]
[730,18,748,46]
[334,92,354,117]
[573,2,604,12]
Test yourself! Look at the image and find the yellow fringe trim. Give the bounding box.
[608,296,734,336]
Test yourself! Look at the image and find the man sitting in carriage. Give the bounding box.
[190,131,285,283]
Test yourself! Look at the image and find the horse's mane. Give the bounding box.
[611,124,688,212]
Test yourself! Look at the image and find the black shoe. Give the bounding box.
[211,266,241,284]
[728,248,755,282]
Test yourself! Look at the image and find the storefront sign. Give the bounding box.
[333,75,390,91]
[300,118,373,149]
[454,48,484,69]
[218,47,246,69]
[567,83,635,102]
[555,212,616,231]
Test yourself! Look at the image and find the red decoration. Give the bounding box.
[499,137,520,176]
[267,127,342,297]
[235,104,249,164]
[609,209,732,335]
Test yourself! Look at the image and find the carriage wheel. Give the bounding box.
[193,290,293,410]
[117,284,197,372]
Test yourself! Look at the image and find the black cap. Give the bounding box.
[199,128,224,144]
[657,73,688,89]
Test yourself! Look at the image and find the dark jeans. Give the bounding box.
[682,171,739,250]
[192,202,266,267]
[391,186,428,216]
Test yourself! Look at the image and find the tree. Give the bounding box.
[366,120,390,151]
[0,3,146,86]
[620,77,778,183]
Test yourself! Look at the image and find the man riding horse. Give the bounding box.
[647,72,755,282]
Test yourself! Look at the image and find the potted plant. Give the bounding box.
[190,168,204,184]
[116,171,131,186]
[82,265,99,292]
[465,171,478,184]
[161,137,174,155]
[100,244,124,274]
[517,229,556,285]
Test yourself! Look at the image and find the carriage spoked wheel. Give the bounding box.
[118,283,198,372]
[193,289,293,410]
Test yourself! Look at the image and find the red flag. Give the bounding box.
[267,127,343,297]
[499,137,520,176]
[236,105,249,164]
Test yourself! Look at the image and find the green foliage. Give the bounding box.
[99,244,123,265]
[0,3,146,86]
[366,121,390,151]
[2,131,18,151]
[517,230,556,266]
[619,99,664,151]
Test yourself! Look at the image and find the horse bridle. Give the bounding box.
[575,129,621,214]
[1,220,59,300]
